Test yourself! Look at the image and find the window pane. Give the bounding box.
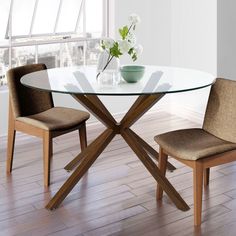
[71,42,85,66]
[11,46,35,67]
[77,10,84,35]
[0,0,11,40]
[86,0,103,37]
[57,0,83,33]
[0,48,9,85]
[86,39,101,64]
[33,0,60,34]
[38,44,60,68]
[0,48,10,69]
[12,0,36,36]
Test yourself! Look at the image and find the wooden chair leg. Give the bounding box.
[7,100,16,173]
[193,161,204,226]
[43,132,52,187]
[204,168,210,187]
[7,128,16,173]
[156,147,168,200]
[79,122,87,151]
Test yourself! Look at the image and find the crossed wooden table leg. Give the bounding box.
[46,93,190,211]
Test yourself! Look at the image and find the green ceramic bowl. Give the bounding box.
[120,65,145,83]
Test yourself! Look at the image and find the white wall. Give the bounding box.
[115,0,217,119]
[169,0,217,117]
[115,0,172,66]
[171,0,217,74]
[112,0,175,125]
[217,0,236,80]
[0,89,8,136]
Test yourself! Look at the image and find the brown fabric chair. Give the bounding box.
[154,78,236,226]
[7,64,90,187]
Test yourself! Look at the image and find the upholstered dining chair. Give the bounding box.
[7,64,90,187]
[154,78,236,226]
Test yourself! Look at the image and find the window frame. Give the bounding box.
[5,0,109,40]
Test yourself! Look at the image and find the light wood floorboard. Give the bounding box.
[0,110,236,236]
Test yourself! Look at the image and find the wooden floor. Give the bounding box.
[1,109,236,236]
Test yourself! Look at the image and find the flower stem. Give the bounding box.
[96,54,114,79]
[96,23,134,79]
[128,24,133,34]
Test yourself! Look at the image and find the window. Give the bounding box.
[5,0,106,39]
[0,0,110,86]
[32,0,60,35]
[11,0,35,37]
[0,1,10,40]
[86,0,104,37]
[57,0,83,34]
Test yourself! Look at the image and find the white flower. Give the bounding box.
[128,14,141,25]
[127,33,137,47]
[98,15,142,74]
[134,44,143,55]
[102,38,114,49]
[119,40,132,54]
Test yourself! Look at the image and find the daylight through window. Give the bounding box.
[0,0,108,86]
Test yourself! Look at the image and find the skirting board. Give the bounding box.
[165,103,204,125]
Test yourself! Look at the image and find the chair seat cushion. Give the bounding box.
[155,128,236,160]
[16,107,90,131]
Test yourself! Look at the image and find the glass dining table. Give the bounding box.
[21,65,215,211]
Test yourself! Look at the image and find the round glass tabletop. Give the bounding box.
[21,65,215,96]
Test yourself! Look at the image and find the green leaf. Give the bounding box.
[119,26,129,40]
[132,53,137,61]
[110,42,122,58]
[128,48,134,55]
[100,40,105,50]
[119,29,123,38]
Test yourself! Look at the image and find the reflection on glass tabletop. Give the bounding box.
[21,65,215,96]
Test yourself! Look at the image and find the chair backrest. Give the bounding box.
[7,64,54,118]
[203,78,236,143]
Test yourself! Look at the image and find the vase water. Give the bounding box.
[97,51,120,86]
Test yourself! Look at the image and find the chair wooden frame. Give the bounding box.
[7,98,88,187]
[157,147,236,226]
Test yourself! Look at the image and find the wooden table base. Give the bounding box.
[46,94,190,211]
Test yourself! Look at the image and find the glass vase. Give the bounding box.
[97,70,120,87]
[97,51,120,86]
